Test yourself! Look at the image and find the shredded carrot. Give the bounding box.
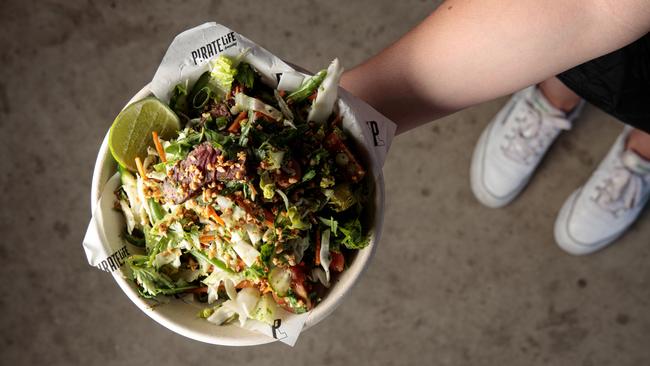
[236,280,253,289]
[330,251,345,272]
[152,131,166,163]
[207,206,226,226]
[135,157,147,180]
[260,281,273,294]
[263,208,275,227]
[184,287,208,294]
[308,91,318,101]
[278,90,287,97]
[199,235,215,243]
[235,258,245,272]
[314,229,321,265]
[228,111,247,133]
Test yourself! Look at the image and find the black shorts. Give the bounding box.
[557,33,649,133]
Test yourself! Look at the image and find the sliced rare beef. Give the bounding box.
[163,143,247,203]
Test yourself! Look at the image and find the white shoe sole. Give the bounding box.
[554,189,626,255]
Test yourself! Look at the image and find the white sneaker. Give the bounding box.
[471,86,583,207]
[554,127,650,255]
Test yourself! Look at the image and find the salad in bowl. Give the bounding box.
[109,54,375,331]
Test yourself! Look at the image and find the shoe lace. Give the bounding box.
[501,100,571,165]
[592,161,650,217]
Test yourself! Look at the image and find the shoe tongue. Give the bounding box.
[622,149,650,175]
[532,88,566,118]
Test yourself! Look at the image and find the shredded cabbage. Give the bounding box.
[203,270,244,303]
[213,287,262,326]
[245,224,263,246]
[308,58,343,124]
[319,229,332,282]
[311,267,330,288]
[120,171,146,229]
[136,176,153,226]
[277,71,305,92]
[152,248,182,268]
[290,236,310,263]
[230,237,261,267]
[231,93,283,121]
[216,195,233,211]
[207,307,235,325]
[252,293,279,325]
[274,89,294,121]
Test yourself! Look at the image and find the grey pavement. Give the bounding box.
[1,1,648,365]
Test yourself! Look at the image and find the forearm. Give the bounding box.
[341,0,650,134]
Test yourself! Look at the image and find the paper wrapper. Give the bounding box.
[82,22,396,346]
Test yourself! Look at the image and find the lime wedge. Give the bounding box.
[108,97,180,171]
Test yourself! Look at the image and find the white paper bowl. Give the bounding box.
[90,84,385,346]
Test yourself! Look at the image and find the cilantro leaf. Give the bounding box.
[235,62,255,89]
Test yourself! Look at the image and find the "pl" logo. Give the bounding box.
[366,121,385,147]
[271,319,287,340]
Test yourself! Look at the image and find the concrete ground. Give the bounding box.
[1,1,648,365]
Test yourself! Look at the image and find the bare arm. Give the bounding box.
[341,0,650,134]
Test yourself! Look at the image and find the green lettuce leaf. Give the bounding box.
[338,218,369,250]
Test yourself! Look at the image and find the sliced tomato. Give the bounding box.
[330,251,345,272]
[289,265,312,309]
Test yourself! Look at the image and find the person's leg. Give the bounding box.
[627,128,650,159]
[538,77,582,113]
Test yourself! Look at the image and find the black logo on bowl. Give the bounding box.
[366,121,384,146]
[190,32,238,66]
[97,245,130,273]
[271,319,287,340]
